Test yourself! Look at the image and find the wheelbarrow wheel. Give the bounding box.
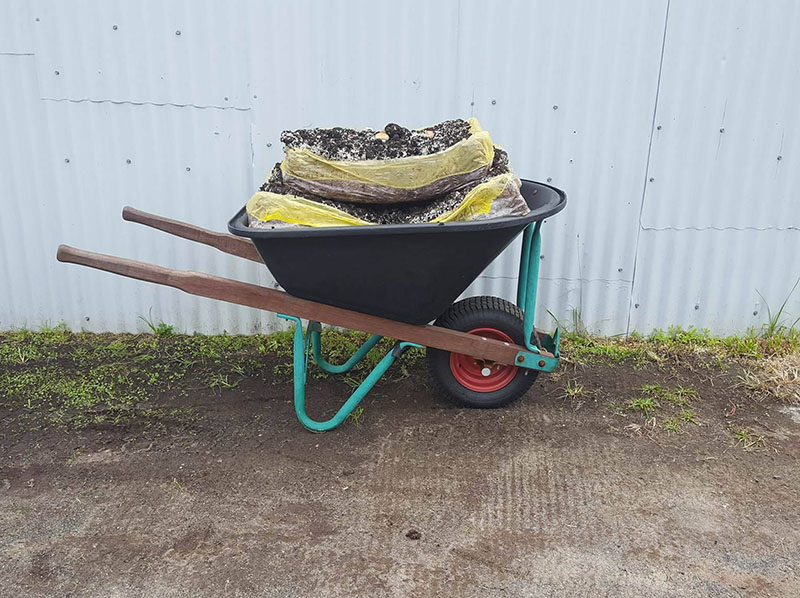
[427,296,539,408]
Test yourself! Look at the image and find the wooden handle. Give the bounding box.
[121,206,262,263]
[55,245,550,366]
[58,244,177,287]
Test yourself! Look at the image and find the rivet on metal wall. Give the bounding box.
[491,99,497,105]
[719,127,725,133]
[224,97,229,101]
[552,105,558,110]
[64,158,70,163]
[546,177,552,182]
[112,25,118,30]
[656,125,662,130]
[126,159,132,164]
[266,143,272,148]
[618,268,623,272]
[753,311,758,316]
[54,70,60,75]
[185,166,191,172]
[777,155,783,161]
[175,30,182,36]
[540,255,544,260]
[634,303,640,309]
[694,304,700,310]
[649,177,655,182]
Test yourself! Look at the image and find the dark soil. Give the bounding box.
[279,119,472,161]
[2,334,799,597]
[253,147,512,226]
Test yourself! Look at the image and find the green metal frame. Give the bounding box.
[277,220,560,431]
[278,314,420,432]
[515,221,561,371]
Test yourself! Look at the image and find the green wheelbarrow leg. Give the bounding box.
[514,221,563,372]
[279,315,420,432]
[308,322,383,374]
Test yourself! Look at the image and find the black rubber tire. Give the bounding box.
[426,296,539,408]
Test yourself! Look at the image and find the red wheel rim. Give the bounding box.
[449,327,518,392]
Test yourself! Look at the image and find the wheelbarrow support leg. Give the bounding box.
[279,315,420,432]
[308,322,384,374]
[516,221,561,367]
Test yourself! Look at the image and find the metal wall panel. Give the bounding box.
[629,228,800,335]
[641,0,800,230]
[2,0,799,335]
[630,0,800,334]
[30,0,253,109]
[0,1,34,54]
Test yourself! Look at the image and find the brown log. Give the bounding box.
[56,245,553,366]
[122,206,262,263]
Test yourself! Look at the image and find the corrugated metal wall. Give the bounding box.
[1,0,798,335]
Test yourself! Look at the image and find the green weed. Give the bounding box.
[729,425,766,450]
[627,396,658,418]
[757,277,800,338]
[680,409,700,425]
[561,379,586,399]
[348,406,365,426]
[138,308,175,338]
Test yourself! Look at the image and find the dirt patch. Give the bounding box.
[1,332,800,597]
[279,119,472,161]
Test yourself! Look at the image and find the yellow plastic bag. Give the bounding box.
[246,192,374,228]
[246,173,529,228]
[432,173,530,222]
[280,118,495,204]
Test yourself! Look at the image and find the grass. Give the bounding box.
[0,321,428,432]
[3,311,799,432]
[560,322,800,366]
[627,396,658,418]
[739,353,800,404]
[757,277,800,338]
[640,383,698,407]
[138,308,175,338]
[561,379,586,399]
[664,418,680,432]
[347,406,365,426]
[680,409,699,425]
[729,425,767,450]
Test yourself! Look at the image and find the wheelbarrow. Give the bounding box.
[56,179,566,432]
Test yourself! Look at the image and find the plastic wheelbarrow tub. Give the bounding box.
[228,179,566,325]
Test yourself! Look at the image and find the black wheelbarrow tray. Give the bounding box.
[57,179,566,432]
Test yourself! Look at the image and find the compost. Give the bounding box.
[247,118,529,227]
[280,119,472,161]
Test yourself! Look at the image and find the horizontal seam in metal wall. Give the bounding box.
[478,275,633,284]
[41,97,252,111]
[0,52,34,56]
[641,225,800,232]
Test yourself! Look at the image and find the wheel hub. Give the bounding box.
[449,327,518,392]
